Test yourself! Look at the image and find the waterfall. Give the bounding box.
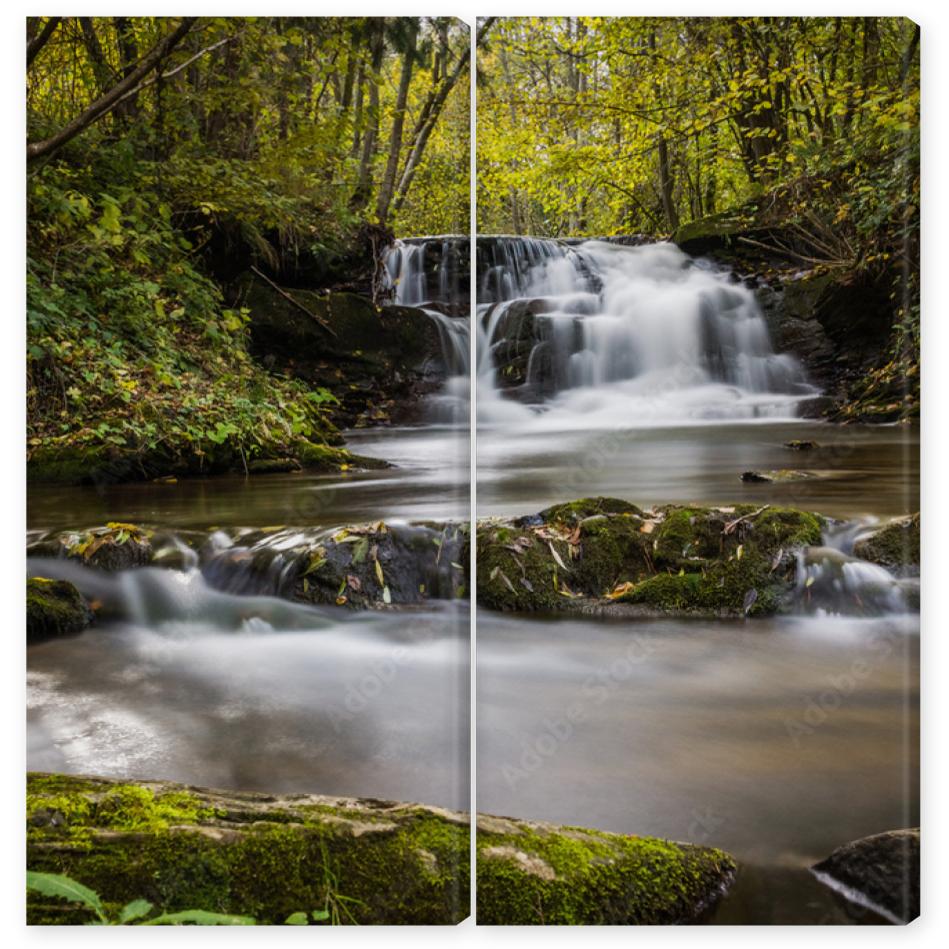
[477,238,816,428]
[385,237,471,424]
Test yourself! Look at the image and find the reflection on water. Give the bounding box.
[29,595,469,810]
[478,420,918,520]
[477,610,918,924]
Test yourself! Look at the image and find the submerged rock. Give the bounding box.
[784,439,819,451]
[26,772,469,925]
[740,469,815,483]
[477,813,736,924]
[852,514,920,572]
[27,578,93,644]
[477,499,824,616]
[811,828,919,924]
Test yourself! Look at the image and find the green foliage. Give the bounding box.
[27,153,347,478]
[478,16,919,249]
[27,870,330,926]
[27,871,255,925]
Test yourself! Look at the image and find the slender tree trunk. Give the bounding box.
[377,19,418,224]
[27,17,61,69]
[350,20,385,211]
[79,18,113,96]
[392,19,489,214]
[113,17,140,122]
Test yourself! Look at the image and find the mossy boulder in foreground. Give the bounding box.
[477,499,824,616]
[477,814,736,924]
[27,773,469,925]
[27,579,92,644]
[811,828,919,924]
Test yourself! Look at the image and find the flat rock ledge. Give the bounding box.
[27,772,470,925]
[811,828,920,924]
[476,813,736,924]
[27,773,737,926]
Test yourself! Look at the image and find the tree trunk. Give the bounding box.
[350,21,386,211]
[376,19,418,224]
[26,17,61,69]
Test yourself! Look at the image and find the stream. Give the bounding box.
[474,236,919,924]
[26,234,918,924]
[28,243,472,813]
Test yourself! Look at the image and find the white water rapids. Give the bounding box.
[478,239,816,429]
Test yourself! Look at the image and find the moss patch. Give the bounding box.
[477,499,825,617]
[477,818,735,924]
[853,513,920,571]
[27,578,92,643]
[27,773,469,925]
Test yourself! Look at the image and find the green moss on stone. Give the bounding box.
[27,578,92,643]
[477,499,825,616]
[477,821,735,925]
[27,773,469,925]
[853,513,920,569]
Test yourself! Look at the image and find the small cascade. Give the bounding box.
[27,521,467,628]
[385,236,470,312]
[477,237,816,427]
[384,237,471,424]
[794,520,916,616]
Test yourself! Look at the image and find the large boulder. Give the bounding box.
[27,578,92,644]
[811,828,919,924]
[27,773,469,925]
[477,499,824,616]
[238,275,450,425]
[477,813,736,924]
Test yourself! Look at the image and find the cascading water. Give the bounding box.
[385,237,471,425]
[794,519,917,616]
[477,238,816,428]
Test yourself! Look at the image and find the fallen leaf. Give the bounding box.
[743,588,758,615]
[548,542,569,571]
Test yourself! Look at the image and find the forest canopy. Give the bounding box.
[477,16,919,245]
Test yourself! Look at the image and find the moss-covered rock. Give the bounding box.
[477,499,824,617]
[812,828,919,924]
[26,432,369,486]
[27,578,92,644]
[291,521,468,609]
[27,773,469,926]
[238,275,450,427]
[476,814,735,924]
[852,514,920,572]
[29,522,153,571]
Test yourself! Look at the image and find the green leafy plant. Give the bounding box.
[27,871,254,926]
